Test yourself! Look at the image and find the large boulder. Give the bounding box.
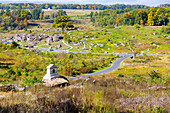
[0,84,16,92]
[43,76,69,87]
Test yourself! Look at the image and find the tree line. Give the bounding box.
[0,8,43,30]
[0,3,151,10]
[0,8,68,31]
[90,7,170,27]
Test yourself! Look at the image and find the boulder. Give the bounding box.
[56,44,62,49]
[44,77,69,87]
[0,84,16,92]
[83,48,88,50]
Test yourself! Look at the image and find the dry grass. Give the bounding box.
[0,77,169,112]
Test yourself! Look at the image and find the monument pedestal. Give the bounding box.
[42,64,60,82]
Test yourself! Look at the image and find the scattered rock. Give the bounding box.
[83,48,88,50]
[56,44,62,49]
[0,84,16,92]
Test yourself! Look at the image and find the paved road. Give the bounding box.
[68,54,132,80]
[32,46,169,80]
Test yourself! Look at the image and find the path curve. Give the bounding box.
[69,54,132,80]
[62,40,73,50]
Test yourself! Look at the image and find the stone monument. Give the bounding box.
[42,64,60,82]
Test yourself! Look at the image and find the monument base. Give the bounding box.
[42,73,60,82]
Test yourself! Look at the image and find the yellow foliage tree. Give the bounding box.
[24,18,27,27]
[116,18,121,24]
[147,11,154,26]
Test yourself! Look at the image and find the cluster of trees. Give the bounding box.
[90,7,170,27]
[0,3,151,10]
[52,15,74,31]
[0,8,70,31]
[0,8,44,30]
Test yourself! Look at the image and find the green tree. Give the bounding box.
[56,9,67,16]
[31,9,42,20]
[52,15,73,31]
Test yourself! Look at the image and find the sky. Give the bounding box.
[0,0,170,7]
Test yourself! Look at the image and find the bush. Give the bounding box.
[135,24,140,29]
[12,75,17,81]
[8,69,15,75]
[164,26,170,34]
[117,74,124,77]
[16,70,22,76]
[148,70,161,79]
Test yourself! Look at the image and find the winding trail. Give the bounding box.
[69,54,132,80]
[62,40,73,50]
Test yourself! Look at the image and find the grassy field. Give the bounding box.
[2,25,169,55]
[43,9,100,16]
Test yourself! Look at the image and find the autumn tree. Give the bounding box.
[76,6,80,9]
[116,18,121,25]
[21,9,32,19]
[39,12,43,20]
[24,18,27,27]
[154,8,161,25]
[147,11,154,26]
[122,13,134,25]
[34,4,37,8]
[136,9,148,25]
[52,15,74,31]
[81,5,84,10]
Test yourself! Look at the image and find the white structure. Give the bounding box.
[43,64,60,81]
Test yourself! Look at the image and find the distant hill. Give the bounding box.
[159,4,170,8]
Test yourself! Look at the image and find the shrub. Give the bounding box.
[164,26,170,34]
[16,71,22,76]
[135,24,140,29]
[12,75,17,81]
[8,69,15,75]
[117,74,124,77]
[148,70,161,79]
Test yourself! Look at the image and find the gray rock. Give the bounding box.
[83,48,88,50]
[56,44,62,49]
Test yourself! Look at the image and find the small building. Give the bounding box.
[42,64,60,82]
